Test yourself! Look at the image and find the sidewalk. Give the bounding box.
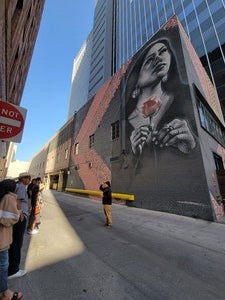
[9,190,225,300]
[216,216,225,224]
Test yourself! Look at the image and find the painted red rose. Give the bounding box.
[142,97,161,117]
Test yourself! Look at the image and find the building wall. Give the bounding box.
[6,160,29,179]
[0,0,45,176]
[69,63,129,191]
[45,139,71,174]
[3,0,45,105]
[178,17,225,220]
[68,16,225,221]
[29,144,49,179]
[29,117,74,190]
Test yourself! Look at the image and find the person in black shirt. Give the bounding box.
[99,181,112,227]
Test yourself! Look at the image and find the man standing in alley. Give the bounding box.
[8,172,31,279]
[99,181,112,227]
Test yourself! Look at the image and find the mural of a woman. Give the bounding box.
[126,38,196,157]
[121,34,202,214]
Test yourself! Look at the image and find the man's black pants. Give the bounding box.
[8,217,27,276]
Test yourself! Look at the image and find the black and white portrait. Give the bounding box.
[125,38,196,158]
[117,23,207,216]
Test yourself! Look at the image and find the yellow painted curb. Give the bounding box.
[65,188,134,201]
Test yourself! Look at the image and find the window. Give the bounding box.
[65,149,68,160]
[213,152,224,170]
[16,0,23,9]
[195,87,225,146]
[12,0,24,36]
[74,143,79,155]
[197,101,225,145]
[89,134,95,148]
[111,121,120,140]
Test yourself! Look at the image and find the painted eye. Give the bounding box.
[159,47,168,55]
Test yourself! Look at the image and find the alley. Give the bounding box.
[10,190,225,300]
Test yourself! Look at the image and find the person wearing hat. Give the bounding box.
[99,181,112,227]
[8,172,31,279]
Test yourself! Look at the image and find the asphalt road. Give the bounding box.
[9,190,225,300]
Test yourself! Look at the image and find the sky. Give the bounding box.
[15,0,95,161]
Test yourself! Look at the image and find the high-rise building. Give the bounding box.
[67,0,115,115]
[67,33,93,118]
[115,0,225,116]
[88,0,115,100]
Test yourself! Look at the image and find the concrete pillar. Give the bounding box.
[57,171,64,192]
[45,174,50,189]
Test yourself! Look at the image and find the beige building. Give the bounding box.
[29,116,74,191]
[0,0,45,178]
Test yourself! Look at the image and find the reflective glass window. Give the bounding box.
[212,8,225,24]
[186,10,195,23]
[173,0,181,10]
[136,1,142,48]
[196,1,207,16]
[201,18,214,35]
[218,85,225,101]
[208,0,223,13]
[178,12,185,23]
[216,23,225,45]
[183,1,194,14]
[205,35,219,53]
[150,1,159,32]
[165,1,174,17]
[145,0,153,38]
[157,1,166,26]
[190,27,202,40]
[175,6,183,17]
[139,1,147,43]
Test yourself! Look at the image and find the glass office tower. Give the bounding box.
[115,0,225,115]
[88,0,114,100]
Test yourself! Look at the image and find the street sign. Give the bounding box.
[0,100,27,143]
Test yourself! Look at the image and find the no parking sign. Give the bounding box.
[0,100,27,142]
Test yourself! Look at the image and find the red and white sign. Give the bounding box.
[0,100,27,143]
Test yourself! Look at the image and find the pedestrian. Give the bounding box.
[99,181,112,227]
[35,177,45,211]
[27,178,42,235]
[0,179,23,300]
[27,178,36,212]
[8,172,31,279]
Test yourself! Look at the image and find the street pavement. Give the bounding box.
[9,189,225,300]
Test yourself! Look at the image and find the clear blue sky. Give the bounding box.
[15,0,94,161]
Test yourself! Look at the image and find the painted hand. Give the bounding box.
[152,119,196,153]
[130,125,151,155]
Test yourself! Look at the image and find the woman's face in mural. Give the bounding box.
[137,42,171,88]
